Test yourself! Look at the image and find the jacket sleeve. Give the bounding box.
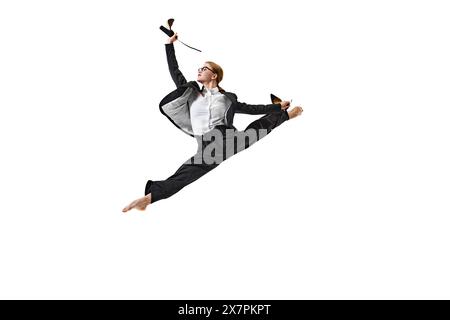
[165,43,187,88]
[235,101,283,115]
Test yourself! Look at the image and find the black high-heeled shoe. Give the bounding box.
[160,18,202,52]
[271,93,291,108]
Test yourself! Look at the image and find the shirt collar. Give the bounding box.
[201,85,219,94]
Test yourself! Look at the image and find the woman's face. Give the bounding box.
[197,63,216,83]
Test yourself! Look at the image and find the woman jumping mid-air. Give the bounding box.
[122,32,303,212]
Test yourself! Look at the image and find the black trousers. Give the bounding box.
[145,110,290,203]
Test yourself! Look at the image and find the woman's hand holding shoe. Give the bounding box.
[167,32,178,44]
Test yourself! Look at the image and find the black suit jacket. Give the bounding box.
[159,43,283,137]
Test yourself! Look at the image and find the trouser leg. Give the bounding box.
[226,110,290,156]
[244,110,290,137]
[144,138,220,203]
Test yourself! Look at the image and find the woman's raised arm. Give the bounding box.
[165,32,187,88]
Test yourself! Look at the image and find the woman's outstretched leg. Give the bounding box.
[144,161,219,204]
[228,107,302,155]
[245,109,290,136]
[122,137,221,212]
[244,106,302,139]
[122,160,218,212]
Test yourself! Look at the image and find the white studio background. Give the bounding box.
[0,0,449,299]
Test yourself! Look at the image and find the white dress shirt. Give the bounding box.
[189,85,228,136]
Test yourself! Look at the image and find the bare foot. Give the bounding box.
[288,106,303,119]
[122,194,152,213]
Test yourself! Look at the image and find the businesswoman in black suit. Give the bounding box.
[122,32,303,212]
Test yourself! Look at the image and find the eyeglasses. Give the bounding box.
[198,66,215,73]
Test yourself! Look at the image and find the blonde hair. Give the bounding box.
[205,61,225,93]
